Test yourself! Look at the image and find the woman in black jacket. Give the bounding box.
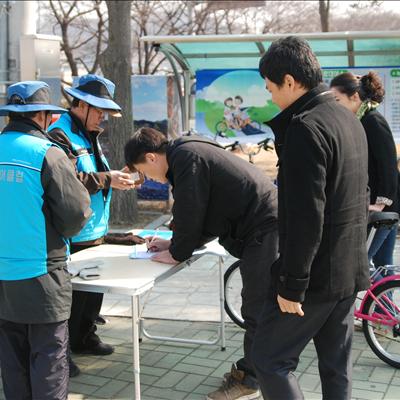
[330,71,398,272]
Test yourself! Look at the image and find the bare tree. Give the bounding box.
[42,0,107,76]
[100,0,137,225]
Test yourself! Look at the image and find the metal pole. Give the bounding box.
[132,296,141,400]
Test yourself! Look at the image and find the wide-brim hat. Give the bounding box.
[65,74,122,117]
[0,81,67,116]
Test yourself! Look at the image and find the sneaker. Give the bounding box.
[207,364,260,400]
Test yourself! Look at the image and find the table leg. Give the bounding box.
[218,256,226,351]
[132,295,141,399]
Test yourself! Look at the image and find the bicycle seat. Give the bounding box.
[368,211,399,227]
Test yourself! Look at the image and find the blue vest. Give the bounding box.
[0,132,55,280]
[49,114,112,242]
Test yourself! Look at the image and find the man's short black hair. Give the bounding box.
[234,95,243,103]
[71,97,81,108]
[125,127,168,169]
[259,36,322,90]
[9,111,41,121]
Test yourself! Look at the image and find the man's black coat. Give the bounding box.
[165,136,278,261]
[268,84,370,303]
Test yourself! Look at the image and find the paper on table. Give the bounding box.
[129,243,156,259]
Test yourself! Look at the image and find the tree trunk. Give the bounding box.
[100,0,138,225]
[319,0,330,32]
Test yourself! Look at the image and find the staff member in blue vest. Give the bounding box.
[48,74,135,376]
[0,81,91,400]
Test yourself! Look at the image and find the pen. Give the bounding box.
[147,229,159,252]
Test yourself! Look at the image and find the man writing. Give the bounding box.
[124,127,279,400]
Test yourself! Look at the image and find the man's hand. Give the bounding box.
[277,295,304,317]
[151,250,179,265]
[146,238,171,252]
[110,170,136,190]
[369,203,385,212]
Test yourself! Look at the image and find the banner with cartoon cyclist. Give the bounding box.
[195,69,279,143]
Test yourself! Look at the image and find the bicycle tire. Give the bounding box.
[224,260,245,329]
[362,279,400,368]
[215,121,228,134]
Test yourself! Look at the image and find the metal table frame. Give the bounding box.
[70,242,227,399]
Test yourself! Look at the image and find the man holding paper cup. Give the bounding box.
[48,74,140,376]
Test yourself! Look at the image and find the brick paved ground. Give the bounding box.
[1,234,400,399]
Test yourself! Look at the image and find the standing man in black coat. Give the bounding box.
[124,128,278,400]
[252,36,370,400]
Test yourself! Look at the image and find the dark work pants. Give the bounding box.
[252,293,356,400]
[69,244,104,350]
[0,319,69,400]
[235,229,279,387]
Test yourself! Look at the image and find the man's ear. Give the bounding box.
[283,74,296,89]
[145,152,156,163]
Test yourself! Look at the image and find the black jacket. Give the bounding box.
[268,85,370,302]
[166,136,278,261]
[361,109,399,212]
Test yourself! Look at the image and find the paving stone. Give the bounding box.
[68,382,98,396]
[154,344,196,354]
[72,373,110,387]
[353,379,388,393]
[140,365,169,377]
[98,361,130,378]
[184,393,209,400]
[175,374,206,392]
[91,379,129,398]
[383,384,400,400]
[189,349,214,358]
[369,366,395,384]
[298,373,320,392]
[141,350,170,366]
[210,361,234,378]
[152,370,186,388]
[193,384,220,395]
[118,371,157,385]
[352,388,384,400]
[156,353,187,369]
[173,363,215,376]
[182,355,221,368]
[143,387,187,400]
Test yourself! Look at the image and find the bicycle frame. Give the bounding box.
[355,273,400,326]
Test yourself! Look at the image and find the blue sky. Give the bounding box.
[131,76,167,121]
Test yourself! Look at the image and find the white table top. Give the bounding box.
[70,239,226,296]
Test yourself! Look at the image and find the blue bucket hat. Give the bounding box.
[64,74,121,117]
[0,81,67,116]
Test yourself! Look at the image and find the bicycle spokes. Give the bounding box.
[362,281,400,368]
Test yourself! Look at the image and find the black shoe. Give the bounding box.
[95,315,108,325]
[69,358,81,378]
[73,341,115,356]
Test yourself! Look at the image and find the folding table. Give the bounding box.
[70,240,227,399]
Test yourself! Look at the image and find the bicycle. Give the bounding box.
[224,211,400,368]
[221,137,274,164]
